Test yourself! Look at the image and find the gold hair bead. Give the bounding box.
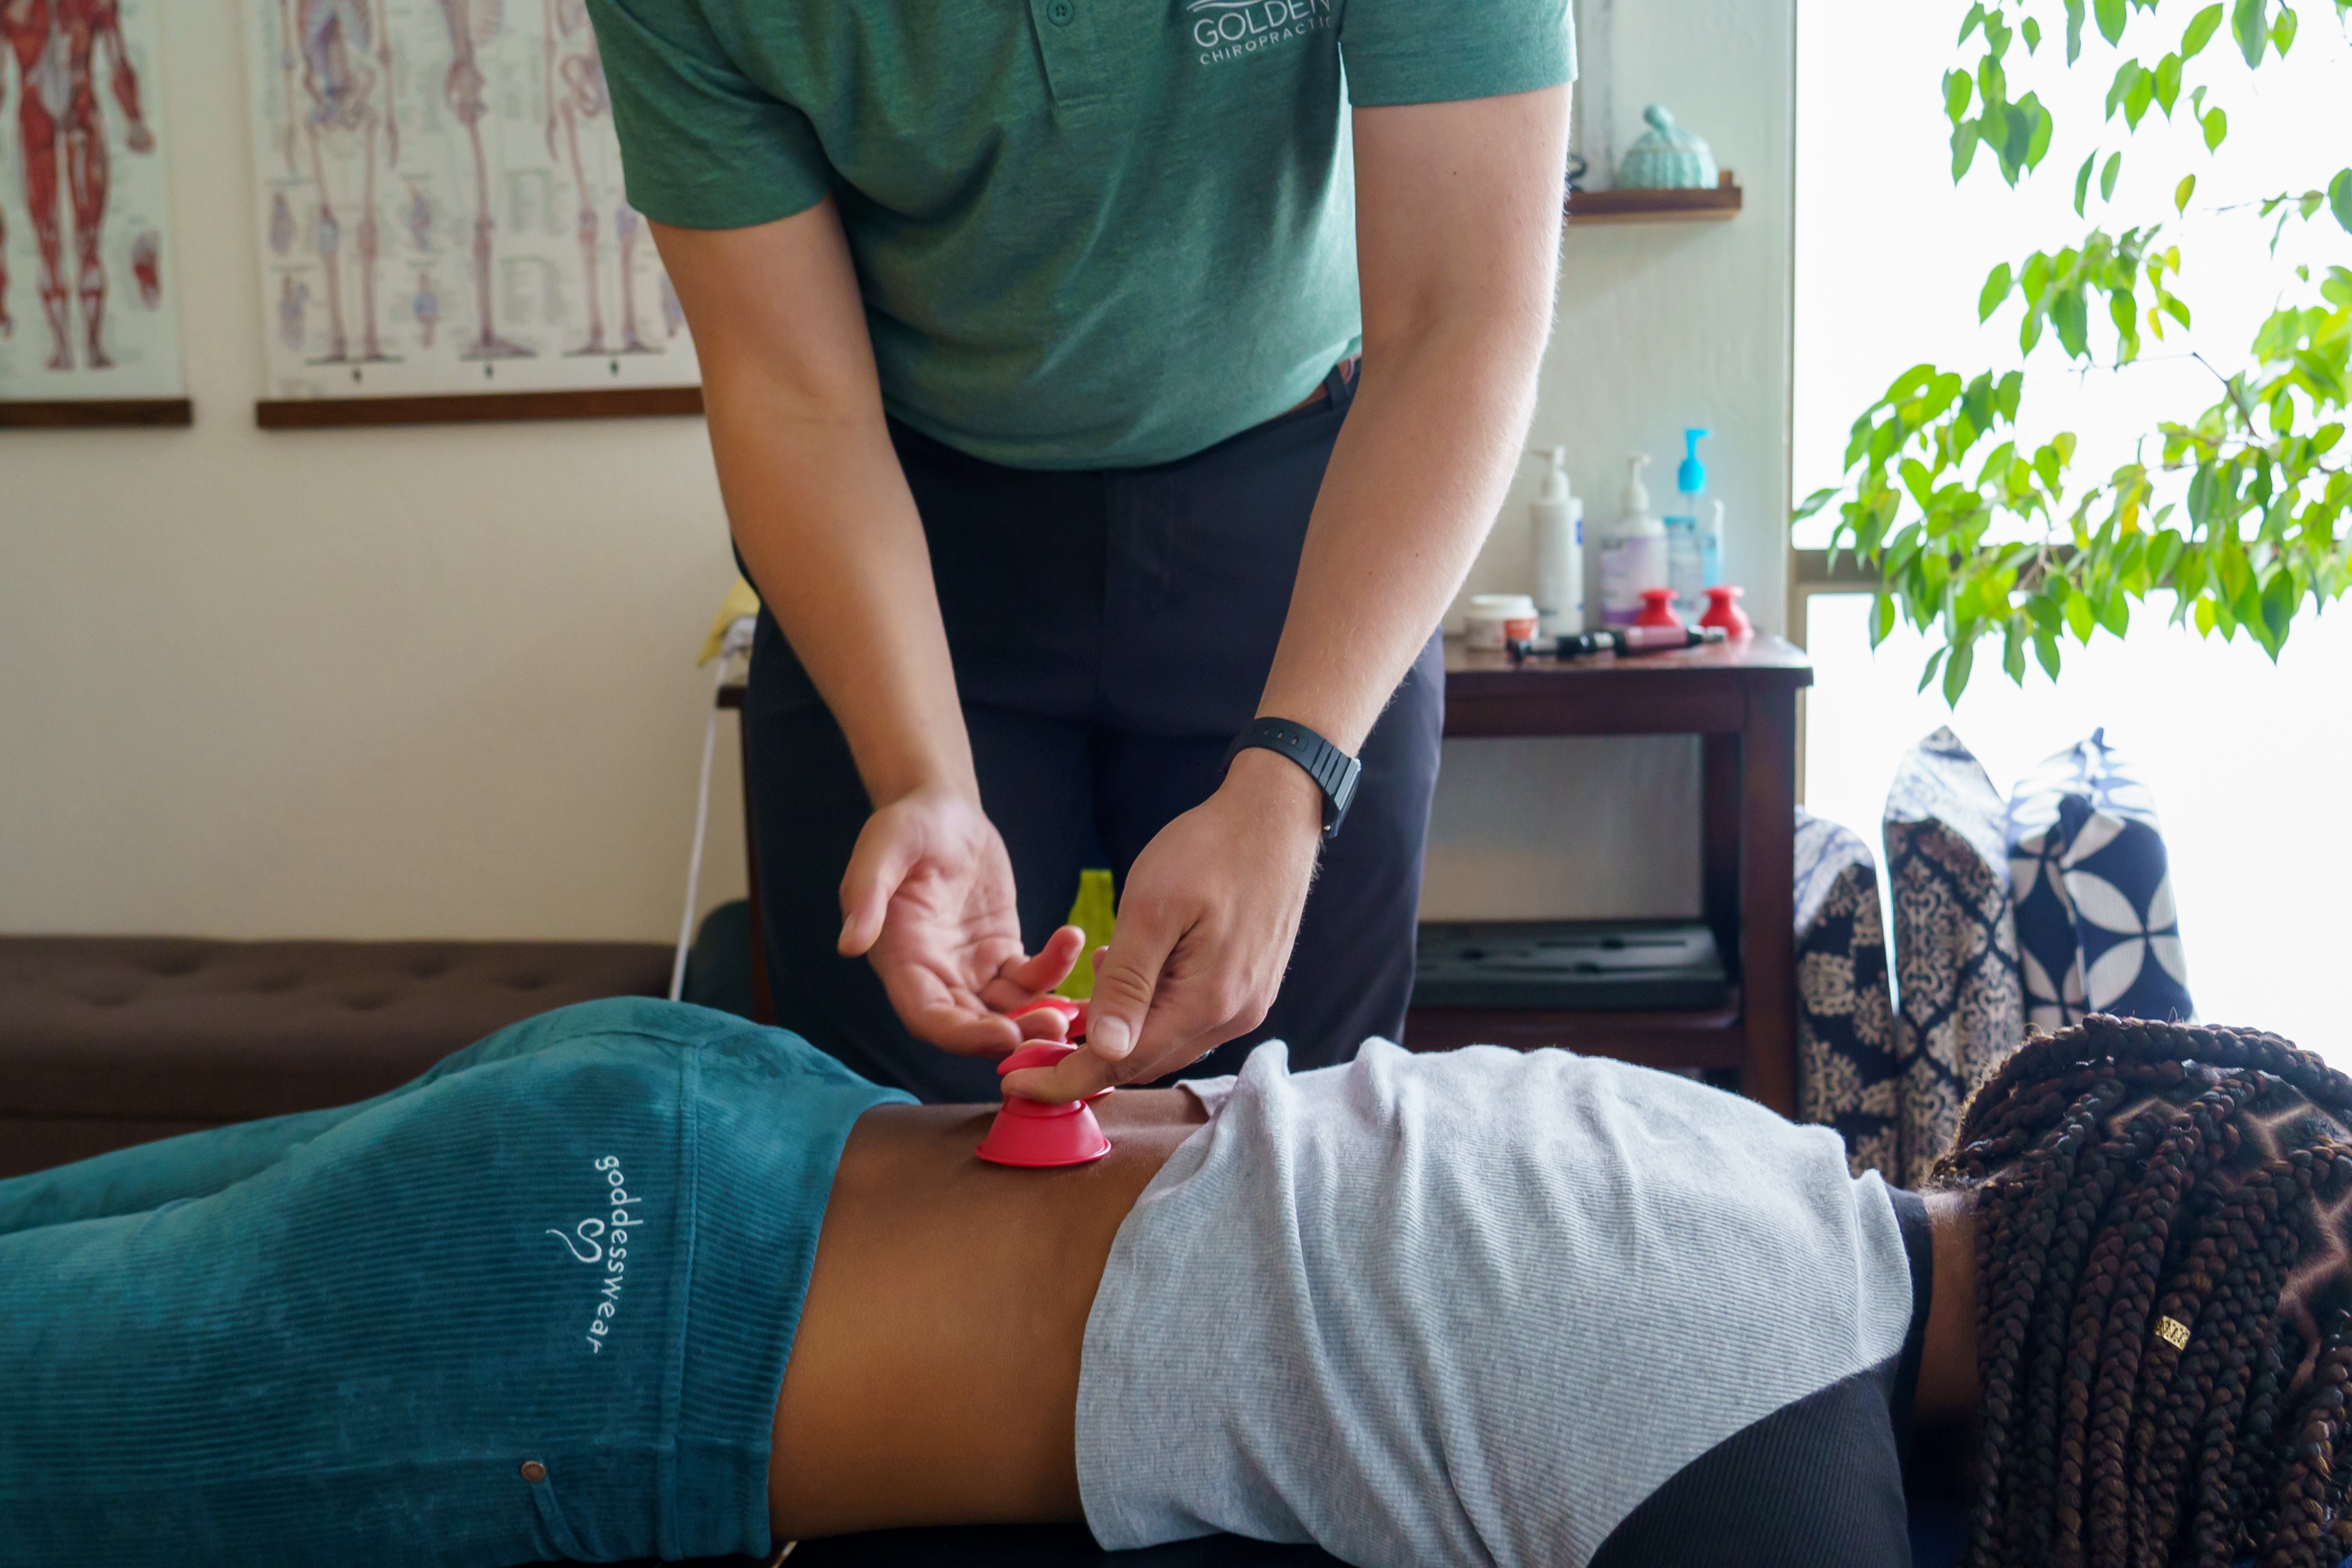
[2155,1316,2191,1351]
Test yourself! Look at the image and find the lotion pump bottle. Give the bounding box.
[1663,428,1715,620]
[1527,446,1584,636]
[1600,453,1665,628]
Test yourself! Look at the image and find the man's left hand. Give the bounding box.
[1002,747,1321,1104]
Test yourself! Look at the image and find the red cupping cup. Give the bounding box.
[976,1019,1113,1169]
[1699,584,1753,638]
[1635,587,1684,629]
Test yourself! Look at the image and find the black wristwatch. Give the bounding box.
[1225,717,1362,841]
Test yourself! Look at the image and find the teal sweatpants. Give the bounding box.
[0,998,912,1567]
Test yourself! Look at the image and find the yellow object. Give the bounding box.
[698,576,763,666]
[1056,868,1118,999]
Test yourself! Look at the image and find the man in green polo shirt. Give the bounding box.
[588,0,1575,1104]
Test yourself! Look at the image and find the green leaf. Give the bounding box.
[2023,16,2044,50]
[1917,645,1950,693]
[2102,151,2123,202]
[2273,5,2299,52]
[2064,587,2096,639]
[2021,251,2051,305]
[2260,568,2297,648]
[2033,627,2063,678]
[2097,587,2130,638]
[1942,638,1976,704]
[2203,107,2228,150]
[2233,0,2269,65]
[1951,120,1982,181]
[2107,59,2143,119]
[2075,151,2099,214]
[2182,2,2225,56]
[2331,169,2352,234]
[2125,70,2158,127]
[2154,52,2183,113]
[1944,69,1973,123]
[2176,173,2197,212]
[1959,2,1986,44]
[2097,0,2128,43]
[1979,262,2015,322]
[2067,0,2088,59]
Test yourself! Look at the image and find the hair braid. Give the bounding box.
[1943,1018,2352,1568]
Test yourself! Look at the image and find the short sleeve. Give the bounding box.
[1337,0,1578,109]
[584,0,832,229]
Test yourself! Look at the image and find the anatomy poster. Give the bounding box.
[0,0,185,402]
[243,0,700,402]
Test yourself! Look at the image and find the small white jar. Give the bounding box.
[1465,593,1542,651]
[1467,597,1543,653]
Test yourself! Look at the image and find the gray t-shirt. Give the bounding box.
[1076,1041,1920,1567]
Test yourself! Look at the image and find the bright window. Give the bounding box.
[1794,0,2352,1059]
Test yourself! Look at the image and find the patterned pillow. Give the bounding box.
[1882,727,2026,1187]
[2005,729,2193,1027]
[1792,812,1899,1182]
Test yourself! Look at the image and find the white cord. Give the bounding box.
[669,656,731,1003]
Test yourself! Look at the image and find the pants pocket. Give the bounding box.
[524,1460,593,1560]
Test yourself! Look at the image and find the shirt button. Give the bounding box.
[519,1460,548,1483]
[1046,0,1074,22]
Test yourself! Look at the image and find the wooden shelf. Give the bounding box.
[1405,991,1745,1070]
[1566,171,1743,224]
[0,398,191,428]
[256,385,702,429]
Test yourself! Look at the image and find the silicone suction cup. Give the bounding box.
[976,1041,1113,1169]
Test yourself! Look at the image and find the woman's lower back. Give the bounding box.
[767,1089,1206,1536]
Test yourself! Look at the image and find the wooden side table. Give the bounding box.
[1411,636,1813,1115]
[719,633,1812,1114]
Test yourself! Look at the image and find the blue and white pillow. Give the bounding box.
[1881,728,2026,1186]
[2004,729,2193,1028]
[1793,811,1899,1182]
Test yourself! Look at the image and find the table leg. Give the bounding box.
[1700,734,1741,977]
[1737,689,1799,1116]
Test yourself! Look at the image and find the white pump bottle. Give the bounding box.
[1526,446,1583,636]
[1599,453,1666,627]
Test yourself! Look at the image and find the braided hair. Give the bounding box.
[1937,1015,2352,1568]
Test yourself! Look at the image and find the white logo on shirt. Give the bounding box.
[548,1154,647,1354]
[1186,0,1333,63]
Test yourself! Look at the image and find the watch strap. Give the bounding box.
[1225,717,1362,841]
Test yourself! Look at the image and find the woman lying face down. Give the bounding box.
[7,1004,2352,1568]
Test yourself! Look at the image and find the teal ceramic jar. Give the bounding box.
[1616,104,1718,190]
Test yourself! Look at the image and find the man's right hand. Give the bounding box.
[838,784,1086,1057]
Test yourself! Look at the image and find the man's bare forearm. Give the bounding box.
[1256,319,1548,752]
[708,393,977,806]
[656,208,977,810]
[1256,88,1567,756]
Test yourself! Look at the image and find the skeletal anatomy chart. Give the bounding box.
[0,0,184,403]
[244,0,699,403]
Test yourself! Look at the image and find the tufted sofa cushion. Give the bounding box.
[0,936,671,1177]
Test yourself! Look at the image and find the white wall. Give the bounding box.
[0,5,746,942]
[1422,0,1797,921]
[0,0,1793,942]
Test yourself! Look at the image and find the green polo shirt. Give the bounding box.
[587,0,1575,468]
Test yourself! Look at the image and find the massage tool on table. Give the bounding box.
[1506,623,1729,662]
[976,999,1114,1168]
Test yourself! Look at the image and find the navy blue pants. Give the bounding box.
[743,367,1445,1101]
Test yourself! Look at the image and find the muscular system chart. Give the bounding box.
[0,0,184,405]
[245,0,700,403]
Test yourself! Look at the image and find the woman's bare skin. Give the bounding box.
[769,1091,1985,1542]
[769,1088,1209,1537]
